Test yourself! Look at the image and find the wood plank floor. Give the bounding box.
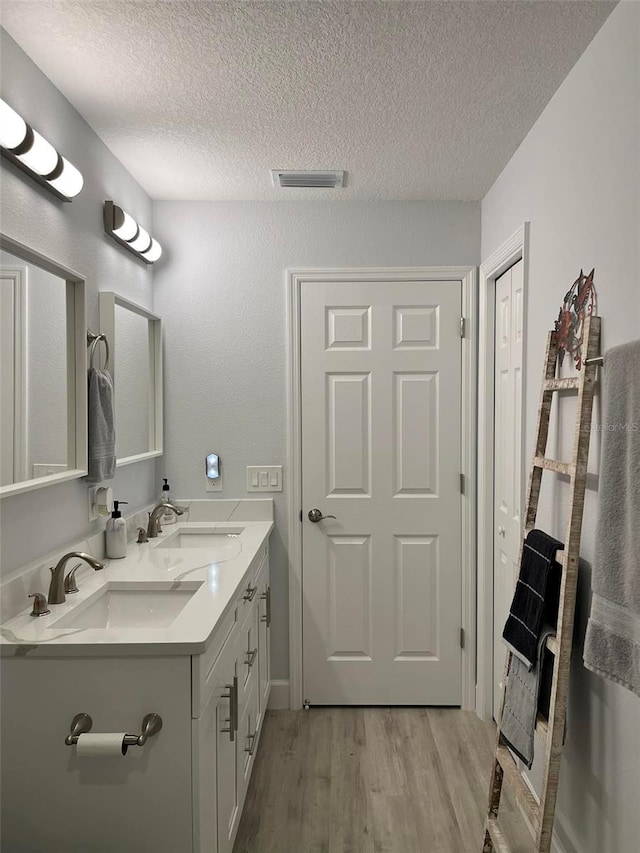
[234,708,534,853]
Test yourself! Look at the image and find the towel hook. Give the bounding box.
[87,330,110,371]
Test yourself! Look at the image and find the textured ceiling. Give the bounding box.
[0,1,614,201]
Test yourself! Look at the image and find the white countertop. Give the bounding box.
[0,520,273,658]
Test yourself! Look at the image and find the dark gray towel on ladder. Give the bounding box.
[87,367,116,483]
[503,529,564,669]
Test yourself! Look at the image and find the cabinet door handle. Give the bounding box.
[260,586,271,627]
[245,648,258,668]
[244,731,257,755]
[243,584,258,602]
[220,676,238,742]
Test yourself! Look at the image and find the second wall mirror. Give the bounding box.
[99,292,162,466]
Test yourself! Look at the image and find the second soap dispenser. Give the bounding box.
[161,478,177,525]
[106,500,128,559]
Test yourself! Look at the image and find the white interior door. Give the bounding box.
[301,278,463,705]
[493,259,524,719]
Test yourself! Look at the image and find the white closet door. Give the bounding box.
[301,278,463,705]
[493,259,524,718]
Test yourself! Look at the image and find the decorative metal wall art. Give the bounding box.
[555,268,597,370]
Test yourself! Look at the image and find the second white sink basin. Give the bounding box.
[155,526,243,561]
[52,583,201,630]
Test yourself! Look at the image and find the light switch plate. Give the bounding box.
[246,465,283,492]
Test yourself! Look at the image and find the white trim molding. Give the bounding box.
[267,680,291,710]
[476,223,530,721]
[286,266,478,712]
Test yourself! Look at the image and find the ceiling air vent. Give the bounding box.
[271,170,345,189]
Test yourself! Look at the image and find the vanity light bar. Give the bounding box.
[103,201,163,264]
[0,99,84,201]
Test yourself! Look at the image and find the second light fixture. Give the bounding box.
[104,200,162,264]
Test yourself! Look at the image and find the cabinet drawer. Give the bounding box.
[192,600,239,717]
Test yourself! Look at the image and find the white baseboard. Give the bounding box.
[267,679,290,710]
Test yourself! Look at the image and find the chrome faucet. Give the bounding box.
[146,500,185,539]
[48,552,105,605]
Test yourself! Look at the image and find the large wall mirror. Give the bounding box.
[99,292,162,466]
[0,234,87,497]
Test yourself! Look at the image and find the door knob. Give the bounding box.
[308,509,337,523]
[498,526,506,537]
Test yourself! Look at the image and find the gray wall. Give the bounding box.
[0,31,158,576]
[152,200,480,680]
[481,4,640,852]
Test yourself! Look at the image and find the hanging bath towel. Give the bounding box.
[584,340,640,697]
[87,367,116,483]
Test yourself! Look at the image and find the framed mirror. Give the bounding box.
[99,292,162,466]
[0,234,87,497]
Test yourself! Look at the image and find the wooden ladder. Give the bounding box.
[483,314,601,853]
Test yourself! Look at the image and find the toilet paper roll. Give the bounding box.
[76,733,128,757]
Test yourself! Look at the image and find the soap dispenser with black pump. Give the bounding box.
[161,478,177,525]
[106,500,128,559]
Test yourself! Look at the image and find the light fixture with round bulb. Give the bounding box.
[47,157,84,199]
[112,208,138,241]
[128,225,152,253]
[103,201,163,264]
[141,239,163,262]
[0,99,28,150]
[0,98,84,201]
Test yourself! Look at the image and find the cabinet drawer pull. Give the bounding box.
[243,584,258,602]
[220,676,238,741]
[260,585,271,627]
[245,648,258,668]
[244,731,257,755]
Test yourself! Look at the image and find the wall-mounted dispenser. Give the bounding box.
[205,453,222,492]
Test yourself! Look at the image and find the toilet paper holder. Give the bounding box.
[65,712,163,747]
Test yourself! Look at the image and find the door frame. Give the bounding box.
[476,225,529,721]
[286,266,478,711]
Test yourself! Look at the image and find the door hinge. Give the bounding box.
[460,628,465,650]
[459,316,466,338]
[459,473,465,494]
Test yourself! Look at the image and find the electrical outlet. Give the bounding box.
[246,466,283,492]
[205,473,223,492]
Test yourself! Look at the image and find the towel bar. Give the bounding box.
[584,355,604,366]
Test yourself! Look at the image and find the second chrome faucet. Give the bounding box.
[146,500,186,539]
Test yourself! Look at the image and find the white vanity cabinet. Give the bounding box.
[194,541,271,853]
[1,542,271,853]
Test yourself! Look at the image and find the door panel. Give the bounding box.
[301,279,462,705]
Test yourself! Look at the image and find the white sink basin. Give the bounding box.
[155,526,244,561]
[52,583,201,630]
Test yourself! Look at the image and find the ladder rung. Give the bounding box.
[546,635,558,655]
[485,817,536,853]
[535,713,549,738]
[496,744,540,835]
[533,456,575,475]
[542,377,580,391]
[485,817,513,853]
